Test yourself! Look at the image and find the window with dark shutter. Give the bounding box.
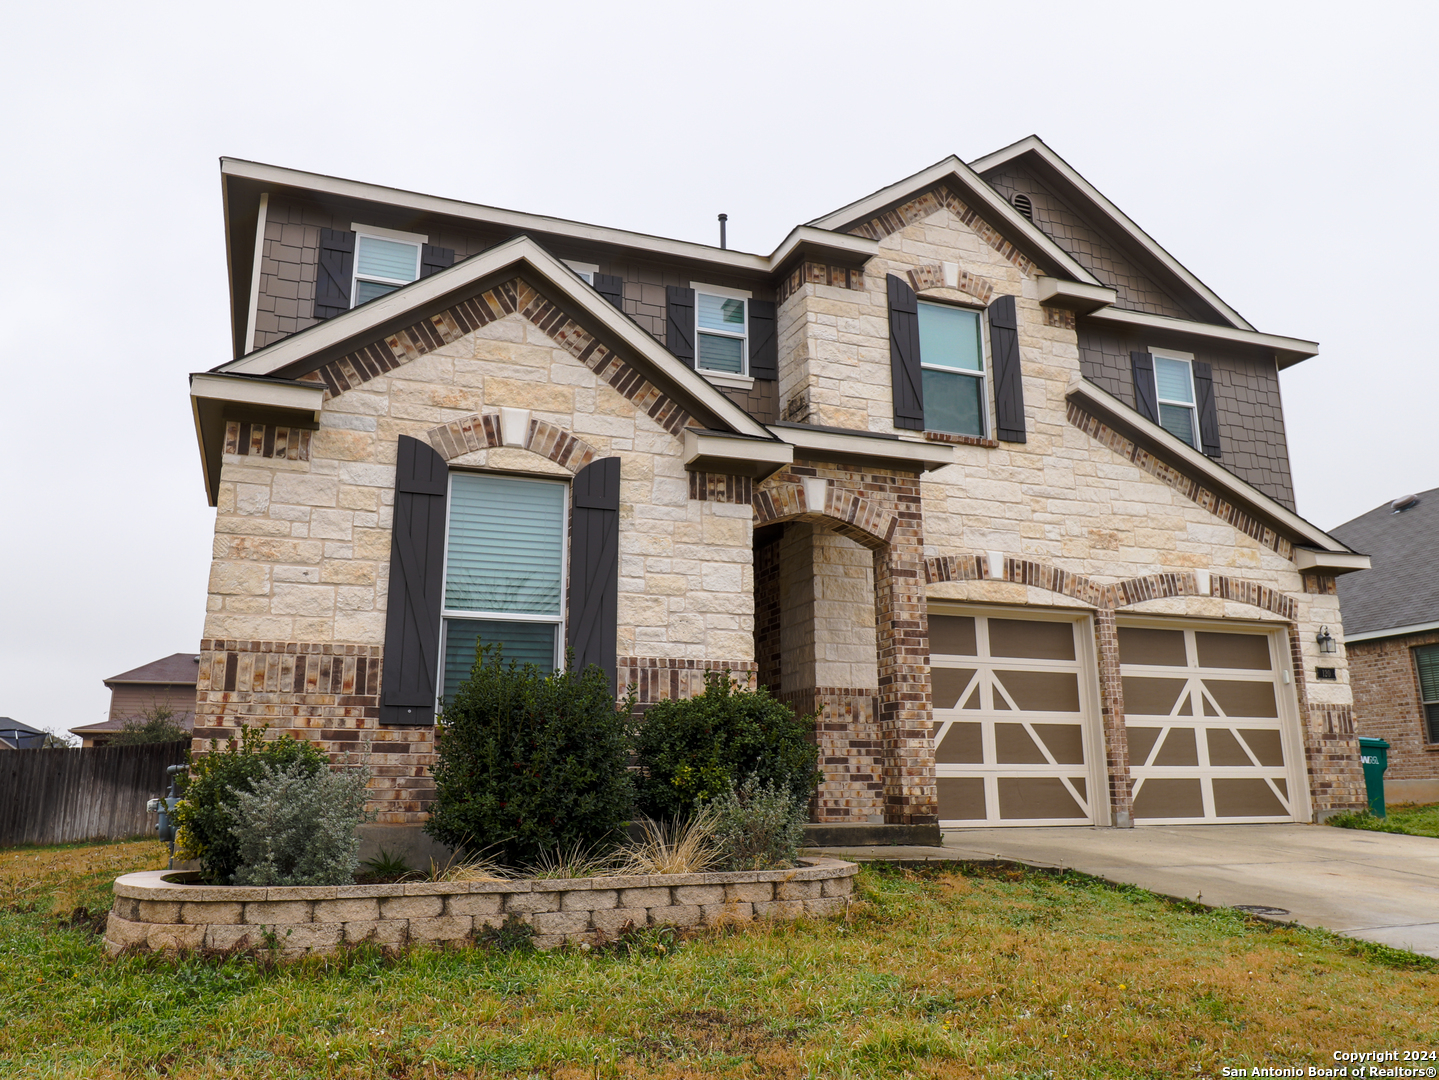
[594,273,625,311]
[1131,351,1159,424]
[420,244,455,278]
[568,457,621,691]
[987,295,1026,443]
[748,299,777,380]
[1193,361,1221,458]
[379,435,448,726]
[887,274,924,430]
[666,286,696,367]
[314,229,356,320]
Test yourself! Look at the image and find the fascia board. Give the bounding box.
[190,372,326,414]
[767,225,878,270]
[970,137,1257,333]
[1067,378,1346,554]
[684,430,793,480]
[804,156,1102,288]
[1293,548,1371,574]
[1037,277,1117,313]
[769,424,955,472]
[1343,619,1439,644]
[1086,306,1319,367]
[213,234,774,442]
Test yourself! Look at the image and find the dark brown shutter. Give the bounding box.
[987,294,1026,443]
[1131,351,1159,423]
[1193,361,1221,457]
[568,457,621,691]
[887,274,924,431]
[420,244,455,278]
[314,229,356,319]
[666,286,696,367]
[594,273,624,310]
[379,436,448,726]
[748,298,777,380]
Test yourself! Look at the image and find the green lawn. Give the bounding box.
[1327,801,1439,838]
[1,838,1435,1079]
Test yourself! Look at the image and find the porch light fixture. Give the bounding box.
[1317,626,1337,654]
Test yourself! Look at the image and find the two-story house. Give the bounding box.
[189,136,1368,843]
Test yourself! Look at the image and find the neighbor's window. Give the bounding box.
[696,290,748,375]
[352,233,421,306]
[1415,644,1439,743]
[439,473,566,702]
[1154,353,1198,447]
[918,301,987,437]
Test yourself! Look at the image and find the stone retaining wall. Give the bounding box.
[105,858,858,957]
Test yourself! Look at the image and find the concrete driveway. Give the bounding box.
[815,824,1439,957]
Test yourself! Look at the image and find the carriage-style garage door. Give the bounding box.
[931,610,1104,826]
[1119,623,1303,824]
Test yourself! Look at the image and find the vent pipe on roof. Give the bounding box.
[718,213,727,249]
[1390,494,1420,513]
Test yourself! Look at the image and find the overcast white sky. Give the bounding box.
[2,1,1436,739]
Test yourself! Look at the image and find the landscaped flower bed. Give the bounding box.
[104,857,858,957]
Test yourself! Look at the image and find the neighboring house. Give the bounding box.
[189,136,1369,839]
[0,718,48,749]
[1331,488,1439,803]
[70,653,200,747]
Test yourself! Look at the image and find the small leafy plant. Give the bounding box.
[230,758,372,887]
[710,777,808,871]
[357,848,417,884]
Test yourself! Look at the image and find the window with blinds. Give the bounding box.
[440,473,566,701]
[1415,644,1439,744]
[918,301,987,438]
[353,234,420,305]
[1154,354,1198,448]
[696,290,747,374]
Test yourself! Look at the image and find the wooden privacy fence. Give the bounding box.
[0,740,189,847]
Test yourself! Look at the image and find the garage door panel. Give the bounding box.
[1132,778,1205,819]
[933,612,1100,826]
[1118,626,1187,666]
[1122,676,1189,716]
[1213,778,1288,818]
[1153,727,1199,766]
[1238,729,1285,767]
[1206,727,1255,767]
[1195,632,1271,670]
[1201,680,1278,718]
[1128,726,1163,764]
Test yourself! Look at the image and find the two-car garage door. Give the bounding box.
[931,607,1304,827]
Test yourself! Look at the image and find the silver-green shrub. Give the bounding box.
[230,759,372,886]
[710,777,808,871]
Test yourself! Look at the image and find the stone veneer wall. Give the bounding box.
[1347,631,1439,784]
[105,860,858,957]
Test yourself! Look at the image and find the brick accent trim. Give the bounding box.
[1301,572,1337,595]
[425,412,599,473]
[616,657,757,706]
[1289,626,1365,815]
[923,430,999,448]
[222,421,312,461]
[299,279,693,436]
[924,553,1298,620]
[1066,400,1295,560]
[808,688,883,823]
[847,187,1037,278]
[776,262,865,303]
[1043,307,1077,330]
[753,469,896,551]
[1092,609,1132,824]
[688,472,754,504]
[905,263,996,305]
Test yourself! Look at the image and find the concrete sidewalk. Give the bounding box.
[807,824,1439,957]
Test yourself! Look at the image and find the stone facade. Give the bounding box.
[1347,631,1439,800]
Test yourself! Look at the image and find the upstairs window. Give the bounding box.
[353,232,421,305]
[695,287,748,375]
[918,301,987,438]
[1416,644,1439,744]
[439,473,567,703]
[1154,353,1198,447]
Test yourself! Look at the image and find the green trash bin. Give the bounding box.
[1357,736,1390,818]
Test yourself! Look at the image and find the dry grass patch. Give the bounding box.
[1,841,1436,1078]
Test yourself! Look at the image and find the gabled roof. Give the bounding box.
[1331,487,1439,641]
[104,653,202,687]
[969,136,1255,332]
[0,717,46,749]
[806,154,1104,287]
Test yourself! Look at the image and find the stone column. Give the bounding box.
[872,541,936,825]
[1092,608,1133,827]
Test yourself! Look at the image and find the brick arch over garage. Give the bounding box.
[754,466,935,826]
[426,412,599,474]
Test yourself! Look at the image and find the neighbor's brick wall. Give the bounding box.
[1347,631,1439,782]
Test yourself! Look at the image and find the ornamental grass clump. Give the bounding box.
[229,758,372,887]
[425,643,635,868]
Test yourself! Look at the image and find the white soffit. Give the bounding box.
[1067,378,1347,554]
[970,136,1256,333]
[1293,549,1371,574]
[769,424,955,472]
[804,155,1102,288]
[214,234,775,442]
[190,372,324,415]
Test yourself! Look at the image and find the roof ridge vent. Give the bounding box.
[1012,193,1033,221]
[1390,494,1420,512]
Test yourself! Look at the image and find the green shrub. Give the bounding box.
[631,670,820,820]
[230,759,372,886]
[711,777,808,871]
[110,702,189,746]
[424,645,635,867]
[173,726,329,884]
